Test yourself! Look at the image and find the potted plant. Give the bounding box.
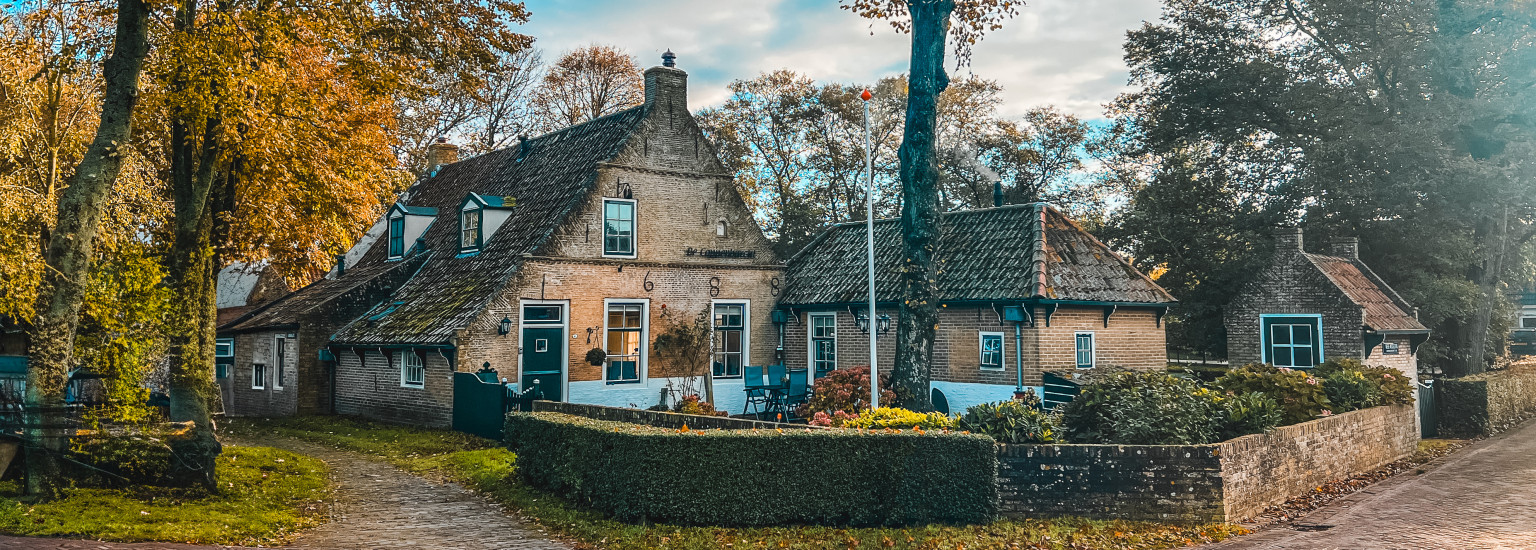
[585,347,606,366]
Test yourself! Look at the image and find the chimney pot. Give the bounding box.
[993,181,1004,208]
[662,49,676,67]
[1331,237,1359,260]
[644,51,688,113]
[334,254,346,277]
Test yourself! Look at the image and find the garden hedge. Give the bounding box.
[504,412,997,526]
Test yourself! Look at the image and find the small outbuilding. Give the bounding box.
[1225,228,1429,380]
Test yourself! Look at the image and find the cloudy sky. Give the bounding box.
[518,0,1165,120]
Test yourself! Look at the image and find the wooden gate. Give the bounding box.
[452,371,507,440]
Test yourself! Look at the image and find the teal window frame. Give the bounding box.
[1261,315,1323,368]
[400,353,424,388]
[1074,332,1095,369]
[810,313,837,377]
[388,214,405,258]
[602,199,636,257]
[460,208,482,251]
[980,332,1004,370]
[215,338,234,378]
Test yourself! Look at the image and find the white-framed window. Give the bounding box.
[809,313,837,377]
[400,352,424,388]
[251,363,266,390]
[215,338,234,358]
[1074,332,1095,369]
[1261,315,1322,368]
[272,336,287,390]
[712,302,747,378]
[980,332,1004,370]
[1521,314,1536,329]
[605,301,645,384]
[461,207,482,250]
[602,198,636,257]
[388,212,406,258]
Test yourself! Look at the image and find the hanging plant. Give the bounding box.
[585,347,607,366]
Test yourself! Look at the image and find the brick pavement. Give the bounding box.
[1205,418,1536,550]
[2,438,569,550]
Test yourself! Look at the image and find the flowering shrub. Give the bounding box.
[1315,359,1414,406]
[673,394,727,417]
[796,366,896,417]
[955,394,1057,444]
[1214,364,1332,424]
[839,407,953,430]
[807,410,859,427]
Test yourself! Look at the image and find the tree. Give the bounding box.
[529,45,644,133]
[396,48,544,176]
[842,0,1023,409]
[651,308,714,405]
[1110,0,1536,375]
[21,0,152,497]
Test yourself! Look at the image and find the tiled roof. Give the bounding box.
[219,258,421,332]
[1305,253,1429,332]
[779,204,1175,306]
[330,106,649,345]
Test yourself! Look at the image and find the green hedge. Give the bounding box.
[504,412,997,526]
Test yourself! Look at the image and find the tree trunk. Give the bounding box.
[1462,206,1510,376]
[23,0,151,498]
[891,0,953,412]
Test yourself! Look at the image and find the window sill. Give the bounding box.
[979,366,1005,371]
[400,383,424,389]
[601,254,638,260]
[605,380,642,386]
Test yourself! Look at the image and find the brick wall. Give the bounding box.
[1436,367,1536,436]
[224,329,298,417]
[333,350,454,427]
[996,405,1418,523]
[781,305,1166,388]
[1226,244,1366,365]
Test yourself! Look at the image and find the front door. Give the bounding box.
[521,326,564,401]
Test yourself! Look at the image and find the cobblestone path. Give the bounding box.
[2,437,570,550]
[1207,418,1536,550]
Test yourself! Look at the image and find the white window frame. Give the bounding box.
[251,363,266,390]
[602,298,649,384]
[215,338,234,358]
[1521,314,1536,330]
[711,300,749,379]
[1074,331,1096,369]
[601,198,637,258]
[400,352,425,388]
[979,331,1005,370]
[272,335,287,390]
[460,205,482,251]
[808,313,837,376]
[388,211,406,259]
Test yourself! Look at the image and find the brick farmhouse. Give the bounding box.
[218,54,1178,424]
[1225,228,1430,381]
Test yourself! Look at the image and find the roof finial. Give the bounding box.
[662,49,676,68]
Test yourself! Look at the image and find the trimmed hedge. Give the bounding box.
[504,412,997,526]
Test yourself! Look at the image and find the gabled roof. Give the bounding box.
[1304,253,1429,333]
[330,106,650,345]
[392,205,438,216]
[219,257,423,333]
[779,203,1176,307]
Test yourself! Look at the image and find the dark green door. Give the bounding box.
[521,327,564,401]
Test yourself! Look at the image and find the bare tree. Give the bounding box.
[530,44,643,132]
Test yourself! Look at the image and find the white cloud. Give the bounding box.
[518,0,1162,119]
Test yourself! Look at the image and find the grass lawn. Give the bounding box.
[227,415,1245,550]
[0,445,331,545]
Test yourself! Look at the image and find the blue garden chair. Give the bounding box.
[782,369,810,421]
[742,365,769,415]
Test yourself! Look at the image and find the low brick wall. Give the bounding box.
[529,401,814,431]
[1436,367,1536,437]
[997,405,1418,524]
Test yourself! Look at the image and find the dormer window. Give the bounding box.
[388,213,405,258]
[461,207,482,250]
[603,198,636,257]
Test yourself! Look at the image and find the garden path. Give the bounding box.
[1205,417,1536,550]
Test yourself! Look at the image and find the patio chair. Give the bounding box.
[782,369,809,421]
[763,364,789,420]
[742,365,769,415]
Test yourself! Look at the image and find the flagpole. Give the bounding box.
[862,89,878,410]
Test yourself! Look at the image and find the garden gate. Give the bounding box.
[1418,380,1437,438]
[452,371,508,440]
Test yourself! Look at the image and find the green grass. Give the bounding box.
[0,445,330,545]
[230,416,1245,550]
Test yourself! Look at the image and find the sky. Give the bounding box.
[518,0,1166,120]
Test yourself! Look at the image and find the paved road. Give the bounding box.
[3,438,569,550]
[1208,418,1536,550]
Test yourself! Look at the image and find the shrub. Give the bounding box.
[1214,364,1332,424]
[672,394,727,417]
[839,407,953,430]
[1216,391,1283,440]
[1057,371,1225,445]
[796,366,896,417]
[1315,358,1414,406]
[955,398,1057,444]
[1319,369,1382,412]
[505,412,997,526]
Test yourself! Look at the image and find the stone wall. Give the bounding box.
[1436,367,1536,437]
[996,405,1418,524]
[529,401,813,431]
[224,329,298,417]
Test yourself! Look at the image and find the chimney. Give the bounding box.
[644,49,687,114]
[1274,226,1304,257]
[334,254,346,277]
[426,137,459,175]
[993,181,1004,207]
[1330,237,1359,260]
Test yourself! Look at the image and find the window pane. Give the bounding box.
[1522,316,1536,329]
[1271,325,1291,345]
[1291,325,1312,345]
[1273,346,1294,367]
[1293,345,1315,367]
[524,306,561,322]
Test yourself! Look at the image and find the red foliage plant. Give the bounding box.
[796,366,896,418]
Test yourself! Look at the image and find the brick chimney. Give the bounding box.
[1330,237,1359,260]
[1274,227,1304,258]
[644,49,687,115]
[426,137,459,175]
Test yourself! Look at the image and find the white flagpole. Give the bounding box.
[862,89,879,410]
